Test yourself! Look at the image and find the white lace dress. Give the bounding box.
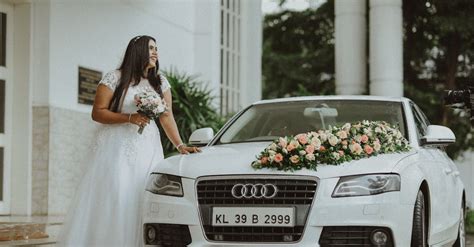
[57,70,169,247]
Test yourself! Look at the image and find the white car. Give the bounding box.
[142,96,465,247]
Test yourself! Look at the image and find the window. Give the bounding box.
[0,13,5,67]
[0,80,4,133]
[410,102,428,139]
[220,0,241,116]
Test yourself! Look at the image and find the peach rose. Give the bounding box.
[336,130,348,139]
[296,134,308,145]
[364,144,374,155]
[290,155,299,164]
[287,143,296,152]
[261,156,268,164]
[350,143,362,155]
[361,134,369,143]
[305,145,315,154]
[274,153,283,163]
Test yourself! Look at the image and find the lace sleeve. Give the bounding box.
[160,75,171,92]
[98,70,119,91]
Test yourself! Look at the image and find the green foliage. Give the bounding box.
[403,0,474,158]
[159,70,226,156]
[262,0,335,99]
[466,209,474,234]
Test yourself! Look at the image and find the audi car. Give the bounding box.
[142,96,465,246]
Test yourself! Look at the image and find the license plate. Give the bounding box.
[212,207,295,227]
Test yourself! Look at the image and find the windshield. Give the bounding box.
[218,100,406,144]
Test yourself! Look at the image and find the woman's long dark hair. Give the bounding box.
[109,35,163,112]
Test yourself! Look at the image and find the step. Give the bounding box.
[0,216,63,246]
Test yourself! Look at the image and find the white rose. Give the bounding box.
[269,154,275,162]
[299,150,306,156]
[269,143,278,151]
[328,135,339,146]
[305,153,315,161]
[319,133,328,142]
[342,123,351,131]
[311,138,322,149]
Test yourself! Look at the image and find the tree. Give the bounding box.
[262,0,335,99]
[403,0,474,158]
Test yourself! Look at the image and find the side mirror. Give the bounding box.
[189,127,214,146]
[420,125,456,146]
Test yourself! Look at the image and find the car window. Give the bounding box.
[410,102,428,139]
[219,100,407,144]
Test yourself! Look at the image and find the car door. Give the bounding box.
[416,104,461,227]
[410,103,450,237]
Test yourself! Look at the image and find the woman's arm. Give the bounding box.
[91,84,149,126]
[159,90,200,154]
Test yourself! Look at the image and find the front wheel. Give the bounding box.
[411,190,427,246]
[453,203,466,247]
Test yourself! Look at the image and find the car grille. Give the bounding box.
[319,226,394,247]
[196,176,317,243]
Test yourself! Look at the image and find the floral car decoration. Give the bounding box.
[251,120,411,171]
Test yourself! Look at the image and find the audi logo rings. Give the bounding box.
[231,183,278,199]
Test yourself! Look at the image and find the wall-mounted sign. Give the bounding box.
[78,66,102,105]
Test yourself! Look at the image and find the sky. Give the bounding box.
[261,0,326,14]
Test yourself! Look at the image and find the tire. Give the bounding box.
[411,190,427,247]
[453,203,466,247]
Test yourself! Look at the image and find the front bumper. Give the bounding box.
[142,177,414,246]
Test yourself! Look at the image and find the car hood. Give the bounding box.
[152,142,417,179]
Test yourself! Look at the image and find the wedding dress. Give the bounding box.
[57,70,169,246]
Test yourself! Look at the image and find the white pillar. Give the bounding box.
[369,0,403,96]
[335,0,366,95]
[11,2,33,215]
[240,0,262,106]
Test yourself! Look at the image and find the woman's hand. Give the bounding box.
[177,144,201,154]
[129,113,150,127]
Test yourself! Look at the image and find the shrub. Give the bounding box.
[159,69,226,156]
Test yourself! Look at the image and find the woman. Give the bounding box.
[57,35,199,246]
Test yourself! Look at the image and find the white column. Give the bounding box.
[369,0,403,96]
[335,0,366,95]
[11,2,33,215]
[240,0,262,106]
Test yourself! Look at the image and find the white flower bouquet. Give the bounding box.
[134,90,167,134]
[251,120,411,171]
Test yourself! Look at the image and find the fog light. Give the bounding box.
[283,235,293,242]
[214,234,224,241]
[370,229,388,245]
[146,225,156,243]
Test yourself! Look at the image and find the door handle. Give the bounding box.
[444,168,453,175]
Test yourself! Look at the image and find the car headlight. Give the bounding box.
[145,173,183,197]
[332,174,400,198]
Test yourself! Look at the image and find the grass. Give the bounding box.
[466,209,474,234]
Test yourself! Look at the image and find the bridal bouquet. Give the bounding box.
[134,89,167,134]
[251,120,411,171]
